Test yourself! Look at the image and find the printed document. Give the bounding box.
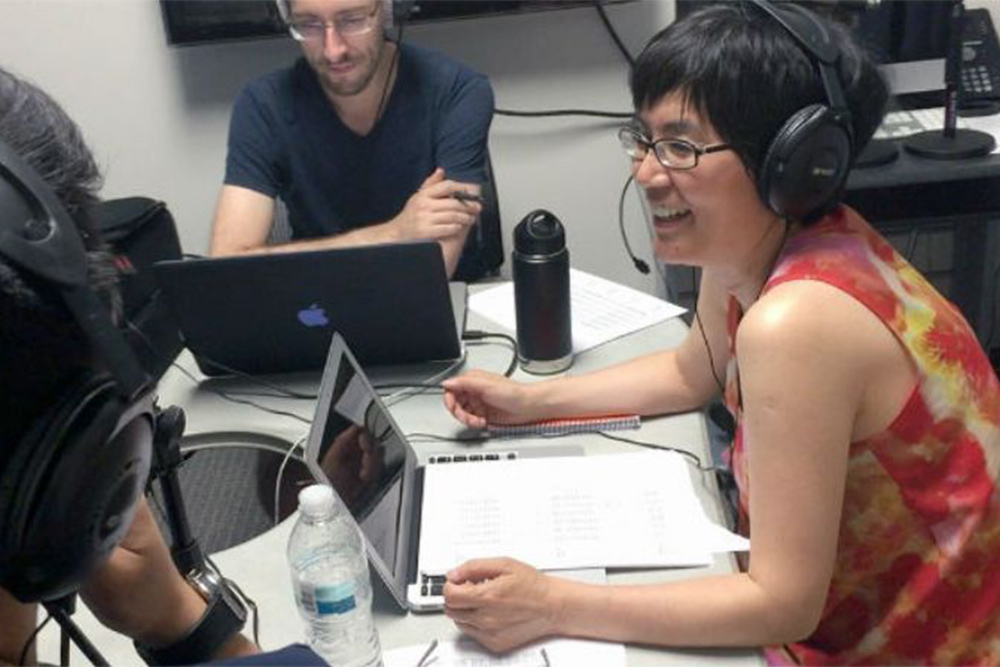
[417,451,748,574]
[469,269,686,353]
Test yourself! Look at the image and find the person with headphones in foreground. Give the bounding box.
[210,0,494,281]
[0,68,260,665]
[440,3,1000,664]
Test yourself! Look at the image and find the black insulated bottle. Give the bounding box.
[512,210,573,374]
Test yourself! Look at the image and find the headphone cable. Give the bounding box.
[17,613,52,666]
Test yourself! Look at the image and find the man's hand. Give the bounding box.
[392,168,482,242]
[443,558,563,653]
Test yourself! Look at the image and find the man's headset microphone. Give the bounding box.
[0,141,247,665]
[618,0,854,277]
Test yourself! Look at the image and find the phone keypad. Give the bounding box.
[963,64,995,95]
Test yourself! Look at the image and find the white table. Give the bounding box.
[39,310,762,666]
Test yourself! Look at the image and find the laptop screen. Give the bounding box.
[305,333,419,600]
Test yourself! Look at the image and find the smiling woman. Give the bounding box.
[438,2,1000,664]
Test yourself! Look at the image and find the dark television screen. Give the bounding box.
[160,0,633,46]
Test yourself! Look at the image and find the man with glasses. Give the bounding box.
[210,0,494,280]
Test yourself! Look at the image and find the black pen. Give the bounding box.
[452,191,484,204]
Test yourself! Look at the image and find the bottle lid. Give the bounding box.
[513,209,565,256]
[298,484,336,517]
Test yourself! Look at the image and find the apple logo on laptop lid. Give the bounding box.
[298,303,330,327]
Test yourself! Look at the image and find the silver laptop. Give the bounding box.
[153,242,466,376]
[304,333,582,612]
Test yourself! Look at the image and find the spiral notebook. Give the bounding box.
[487,414,641,438]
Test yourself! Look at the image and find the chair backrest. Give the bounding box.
[454,150,504,282]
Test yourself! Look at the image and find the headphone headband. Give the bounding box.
[747,0,855,221]
[750,0,851,122]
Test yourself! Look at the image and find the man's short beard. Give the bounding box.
[324,37,387,97]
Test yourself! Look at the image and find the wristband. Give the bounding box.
[134,583,247,665]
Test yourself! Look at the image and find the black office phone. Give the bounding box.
[961,8,1000,105]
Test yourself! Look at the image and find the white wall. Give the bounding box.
[0,0,673,295]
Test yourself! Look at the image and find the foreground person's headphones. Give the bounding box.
[751,0,855,222]
[0,138,155,603]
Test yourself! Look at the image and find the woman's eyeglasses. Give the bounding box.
[617,127,731,170]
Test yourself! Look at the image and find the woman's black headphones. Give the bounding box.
[0,139,155,603]
[751,0,855,222]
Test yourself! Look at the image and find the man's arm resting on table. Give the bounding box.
[210,174,479,278]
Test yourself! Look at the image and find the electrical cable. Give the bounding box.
[593,1,635,68]
[18,613,52,666]
[463,330,519,377]
[691,266,727,398]
[170,360,312,425]
[374,18,405,126]
[382,355,465,407]
[404,432,491,444]
[184,354,317,400]
[594,431,716,472]
[494,107,631,119]
[374,383,443,393]
[125,320,317,400]
[274,434,309,528]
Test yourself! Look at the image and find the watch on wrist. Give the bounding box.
[134,572,248,665]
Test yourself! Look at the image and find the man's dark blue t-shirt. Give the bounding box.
[224,42,495,279]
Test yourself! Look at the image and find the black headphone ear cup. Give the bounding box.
[758,104,852,221]
[0,374,153,602]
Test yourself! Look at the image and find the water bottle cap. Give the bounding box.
[298,484,335,517]
[513,209,566,256]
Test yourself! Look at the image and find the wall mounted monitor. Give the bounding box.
[160,0,634,47]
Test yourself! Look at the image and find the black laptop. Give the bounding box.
[153,242,466,376]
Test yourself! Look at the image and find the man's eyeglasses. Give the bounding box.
[617,127,731,170]
[287,3,379,41]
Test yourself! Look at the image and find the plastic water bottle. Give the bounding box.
[288,484,382,666]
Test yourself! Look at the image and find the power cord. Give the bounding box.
[463,330,518,377]
[593,1,635,68]
[125,320,318,401]
[492,2,635,120]
[169,360,312,425]
[273,435,308,528]
[495,107,631,119]
[405,432,491,445]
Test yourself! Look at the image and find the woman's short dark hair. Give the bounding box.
[0,68,115,451]
[630,2,887,187]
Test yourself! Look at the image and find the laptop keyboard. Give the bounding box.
[419,573,447,597]
[427,451,518,464]
[875,108,969,139]
[411,451,519,607]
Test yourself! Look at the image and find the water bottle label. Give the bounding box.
[299,581,357,616]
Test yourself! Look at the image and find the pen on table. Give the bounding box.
[452,191,484,204]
